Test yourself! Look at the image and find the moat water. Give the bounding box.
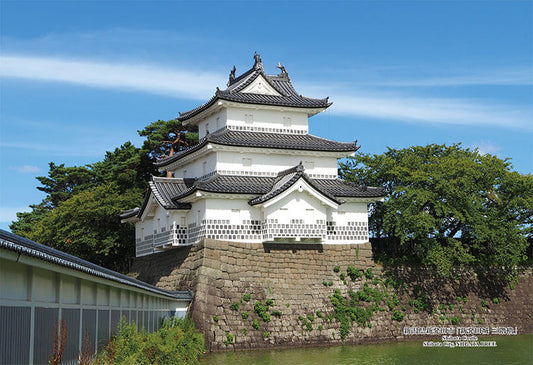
[203,335,532,364]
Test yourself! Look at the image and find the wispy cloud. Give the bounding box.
[346,68,533,87]
[328,92,533,131]
[470,141,501,155]
[0,54,225,100]
[0,206,30,222]
[9,165,42,174]
[2,54,531,131]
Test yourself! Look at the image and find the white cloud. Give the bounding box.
[356,68,533,87]
[9,165,42,174]
[0,54,225,100]
[2,54,531,131]
[328,92,533,130]
[0,206,30,222]
[470,141,501,155]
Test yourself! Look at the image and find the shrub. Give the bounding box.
[242,294,251,302]
[492,297,499,304]
[97,317,205,365]
[328,281,333,287]
[252,319,260,330]
[392,310,405,322]
[286,303,290,308]
[318,325,323,331]
[307,315,315,322]
[340,273,346,280]
[365,268,373,279]
[213,315,219,323]
[241,311,249,320]
[265,298,274,307]
[262,331,270,339]
[451,316,460,325]
[481,299,487,307]
[347,266,362,281]
[305,322,313,332]
[241,328,248,335]
[316,310,324,318]
[323,281,328,286]
[230,302,239,311]
[271,310,282,317]
[223,333,234,346]
[334,265,340,273]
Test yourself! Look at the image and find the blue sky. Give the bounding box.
[1,1,532,230]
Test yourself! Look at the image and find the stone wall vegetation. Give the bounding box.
[130,239,533,351]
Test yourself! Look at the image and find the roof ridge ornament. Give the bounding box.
[227,65,236,86]
[253,52,263,71]
[276,62,288,77]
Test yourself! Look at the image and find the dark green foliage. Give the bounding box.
[492,297,500,304]
[271,310,282,317]
[17,183,141,271]
[262,331,270,338]
[365,268,374,279]
[213,316,219,323]
[241,311,249,320]
[316,310,324,319]
[392,310,405,322]
[481,299,487,307]
[241,328,248,335]
[451,316,460,325]
[223,333,234,346]
[230,302,239,311]
[411,295,428,313]
[339,273,346,280]
[346,266,363,281]
[305,322,313,332]
[265,298,274,306]
[318,325,323,331]
[307,315,315,322]
[10,120,199,273]
[254,301,270,322]
[252,319,260,330]
[96,317,204,365]
[322,281,328,286]
[333,266,340,273]
[328,281,333,287]
[242,294,251,302]
[340,144,532,277]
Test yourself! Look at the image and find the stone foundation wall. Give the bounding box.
[130,239,533,351]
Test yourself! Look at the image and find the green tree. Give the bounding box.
[138,119,198,162]
[24,183,142,271]
[36,162,95,208]
[340,144,532,276]
[10,119,199,271]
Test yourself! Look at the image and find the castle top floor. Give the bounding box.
[178,53,332,139]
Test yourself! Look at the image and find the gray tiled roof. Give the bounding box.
[134,177,192,220]
[169,167,386,204]
[178,56,331,121]
[0,230,193,301]
[249,163,341,206]
[155,128,358,168]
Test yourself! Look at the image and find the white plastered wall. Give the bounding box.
[226,107,308,132]
[328,202,369,225]
[198,109,227,139]
[204,198,262,224]
[173,153,216,178]
[263,190,328,224]
[216,151,338,176]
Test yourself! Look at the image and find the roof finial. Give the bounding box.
[229,65,236,83]
[276,62,288,76]
[253,52,263,70]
